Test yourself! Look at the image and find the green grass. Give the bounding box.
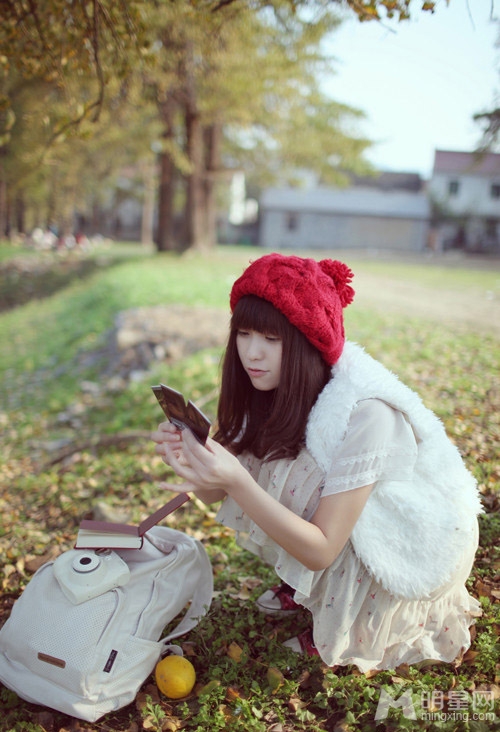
[0,246,247,413]
[0,244,498,732]
[342,256,500,291]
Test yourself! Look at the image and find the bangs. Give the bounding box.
[231,295,289,337]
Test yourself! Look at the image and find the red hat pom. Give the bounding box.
[319,260,355,308]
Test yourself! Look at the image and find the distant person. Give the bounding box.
[152,253,481,670]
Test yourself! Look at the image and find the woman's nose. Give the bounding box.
[247,334,263,359]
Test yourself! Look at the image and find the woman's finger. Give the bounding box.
[162,440,200,483]
[158,481,194,494]
[179,429,216,472]
[151,423,182,444]
[154,442,183,460]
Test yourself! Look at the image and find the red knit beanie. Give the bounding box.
[230,253,355,365]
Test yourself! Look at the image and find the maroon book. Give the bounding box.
[75,493,190,549]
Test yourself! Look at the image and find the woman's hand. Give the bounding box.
[167,429,244,490]
[151,423,243,503]
[151,421,186,465]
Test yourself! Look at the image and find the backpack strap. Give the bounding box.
[162,540,213,645]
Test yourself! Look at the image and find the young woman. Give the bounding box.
[151,253,481,671]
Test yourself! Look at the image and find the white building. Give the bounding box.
[427,150,500,253]
[258,186,430,251]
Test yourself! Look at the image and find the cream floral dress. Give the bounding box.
[216,399,481,671]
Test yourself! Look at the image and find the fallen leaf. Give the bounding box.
[35,711,55,731]
[297,669,311,687]
[333,720,352,732]
[288,694,306,712]
[225,686,243,702]
[180,642,196,657]
[25,549,60,573]
[394,663,413,679]
[196,679,221,696]
[391,675,411,684]
[461,650,480,666]
[364,668,382,679]
[474,579,494,598]
[227,641,244,662]
[267,666,285,693]
[124,722,139,732]
[161,718,182,731]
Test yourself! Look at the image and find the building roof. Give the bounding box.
[260,186,430,220]
[349,171,424,192]
[433,149,500,176]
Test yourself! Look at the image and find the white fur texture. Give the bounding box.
[306,342,482,599]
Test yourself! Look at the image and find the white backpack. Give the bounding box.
[0,526,213,722]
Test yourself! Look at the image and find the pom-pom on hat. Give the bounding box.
[230,253,355,365]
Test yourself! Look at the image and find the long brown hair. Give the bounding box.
[215,295,331,460]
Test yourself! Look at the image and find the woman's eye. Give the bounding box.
[265,335,281,342]
[237,330,250,337]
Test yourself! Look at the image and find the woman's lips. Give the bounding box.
[248,368,267,376]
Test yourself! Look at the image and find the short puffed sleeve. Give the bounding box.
[322,398,418,496]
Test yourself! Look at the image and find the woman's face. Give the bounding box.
[236,329,282,391]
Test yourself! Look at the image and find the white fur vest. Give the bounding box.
[305,341,482,599]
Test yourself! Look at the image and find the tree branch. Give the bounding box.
[39,430,152,471]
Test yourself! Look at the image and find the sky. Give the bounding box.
[322,0,499,179]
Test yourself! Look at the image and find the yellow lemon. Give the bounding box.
[155,654,196,699]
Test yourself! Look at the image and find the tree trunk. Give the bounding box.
[46,171,58,230]
[203,122,222,249]
[140,159,156,246]
[181,38,212,252]
[0,154,7,237]
[156,96,177,252]
[14,191,25,234]
[184,106,206,250]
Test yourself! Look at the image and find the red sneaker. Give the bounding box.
[256,582,301,616]
[283,628,319,657]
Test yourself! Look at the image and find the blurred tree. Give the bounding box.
[0,0,439,146]
[38,87,160,239]
[0,1,146,136]
[475,107,500,151]
[0,0,438,245]
[141,1,372,251]
[207,0,437,22]
[0,0,149,235]
[0,69,158,238]
[473,15,499,151]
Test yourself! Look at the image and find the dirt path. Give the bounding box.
[349,269,500,338]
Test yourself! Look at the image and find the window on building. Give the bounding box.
[286,212,299,231]
[490,183,500,199]
[448,180,460,196]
